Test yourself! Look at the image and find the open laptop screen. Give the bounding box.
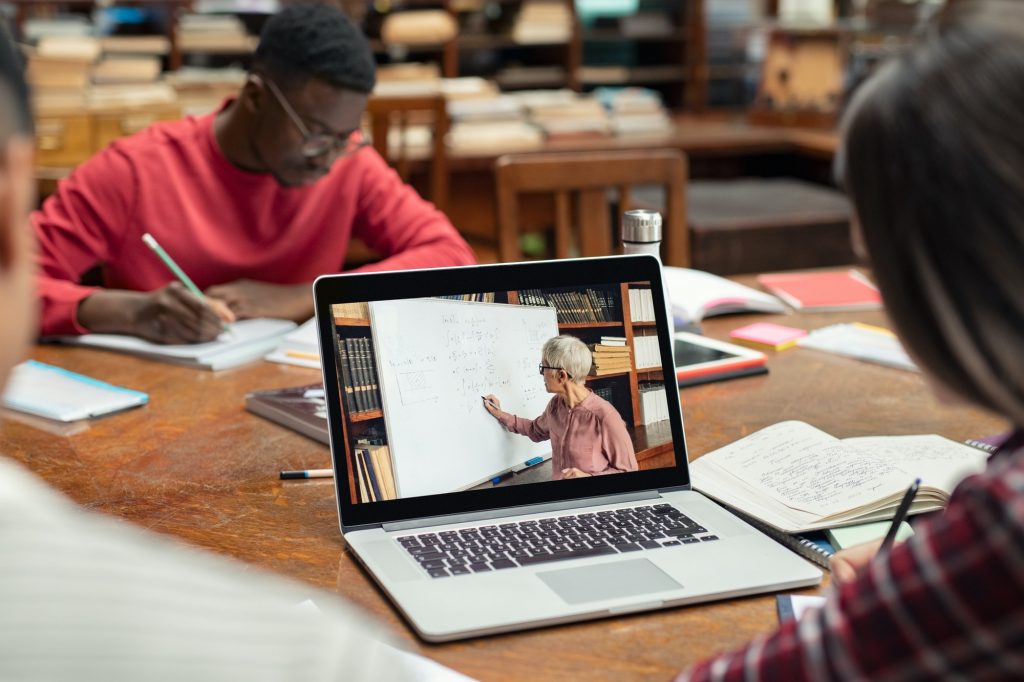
[314,257,689,528]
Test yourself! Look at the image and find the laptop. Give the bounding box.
[313,255,821,642]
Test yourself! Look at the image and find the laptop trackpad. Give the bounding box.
[537,559,681,605]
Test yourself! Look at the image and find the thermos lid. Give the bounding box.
[621,209,662,243]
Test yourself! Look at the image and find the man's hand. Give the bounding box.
[78,283,235,345]
[829,539,883,582]
[205,279,313,322]
[561,467,592,479]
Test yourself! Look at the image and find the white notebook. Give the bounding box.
[265,318,321,369]
[2,360,148,422]
[62,318,297,370]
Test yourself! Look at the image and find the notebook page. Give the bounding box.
[842,435,988,494]
[66,318,296,361]
[697,421,910,518]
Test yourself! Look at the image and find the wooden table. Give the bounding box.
[0,301,1003,681]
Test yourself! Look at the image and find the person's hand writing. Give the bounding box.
[205,279,312,321]
[483,394,502,418]
[828,539,883,583]
[561,467,591,479]
[78,283,235,345]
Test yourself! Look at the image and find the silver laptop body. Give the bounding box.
[314,256,821,642]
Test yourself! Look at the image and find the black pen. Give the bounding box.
[280,468,333,480]
[878,478,921,556]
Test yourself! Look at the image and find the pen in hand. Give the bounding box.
[141,233,235,332]
[878,478,921,557]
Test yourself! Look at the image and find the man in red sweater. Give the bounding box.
[33,4,475,343]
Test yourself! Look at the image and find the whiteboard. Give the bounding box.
[370,298,559,498]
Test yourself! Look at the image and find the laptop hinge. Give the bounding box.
[380,491,660,533]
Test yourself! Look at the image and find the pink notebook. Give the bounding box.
[756,270,882,312]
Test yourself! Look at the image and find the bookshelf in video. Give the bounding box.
[330,282,674,505]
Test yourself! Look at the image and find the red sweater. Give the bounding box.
[33,103,476,336]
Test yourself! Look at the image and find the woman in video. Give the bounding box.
[484,335,638,479]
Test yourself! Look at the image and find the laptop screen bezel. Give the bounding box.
[313,255,691,530]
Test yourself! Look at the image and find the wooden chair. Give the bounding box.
[365,93,450,214]
[494,149,688,266]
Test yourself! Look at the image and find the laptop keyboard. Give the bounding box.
[396,503,719,578]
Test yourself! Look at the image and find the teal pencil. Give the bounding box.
[141,233,230,332]
[142,233,206,299]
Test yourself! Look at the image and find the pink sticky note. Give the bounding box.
[729,322,807,350]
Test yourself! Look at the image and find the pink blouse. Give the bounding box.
[497,393,638,479]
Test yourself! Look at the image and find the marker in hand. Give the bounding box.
[481,395,498,410]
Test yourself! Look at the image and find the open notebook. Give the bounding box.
[60,319,296,370]
[691,420,989,533]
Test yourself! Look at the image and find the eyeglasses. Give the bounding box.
[263,77,369,159]
[538,364,564,375]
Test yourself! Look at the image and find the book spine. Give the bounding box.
[338,340,356,414]
[363,337,381,411]
[360,446,383,502]
[345,337,366,413]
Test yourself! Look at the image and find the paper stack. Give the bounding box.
[265,318,321,369]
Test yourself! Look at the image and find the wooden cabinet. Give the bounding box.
[92,103,182,150]
[35,114,93,167]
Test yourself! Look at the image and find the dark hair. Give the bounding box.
[0,24,32,136]
[253,3,376,94]
[839,0,1024,426]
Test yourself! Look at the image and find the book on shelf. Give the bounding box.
[757,269,882,312]
[638,381,668,425]
[341,336,381,415]
[628,287,656,322]
[691,420,990,534]
[359,444,397,501]
[515,287,617,324]
[92,57,162,85]
[662,266,787,325]
[332,301,369,320]
[632,335,661,370]
[599,336,626,346]
[244,383,329,445]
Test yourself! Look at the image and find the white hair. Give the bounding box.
[542,335,592,384]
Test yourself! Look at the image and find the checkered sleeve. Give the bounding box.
[677,446,1024,682]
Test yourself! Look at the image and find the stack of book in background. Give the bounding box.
[595,87,674,137]
[354,443,397,503]
[177,13,257,53]
[638,382,669,424]
[339,337,382,416]
[589,336,631,376]
[628,287,656,322]
[526,95,610,142]
[446,88,543,153]
[632,335,661,370]
[512,0,573,44]
[167,66,247,115]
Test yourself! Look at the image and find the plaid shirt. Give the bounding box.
[678,431,1024,682]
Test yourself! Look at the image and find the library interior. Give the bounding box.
[1,0,1023,680]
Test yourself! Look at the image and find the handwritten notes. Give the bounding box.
[691,421,988,533]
